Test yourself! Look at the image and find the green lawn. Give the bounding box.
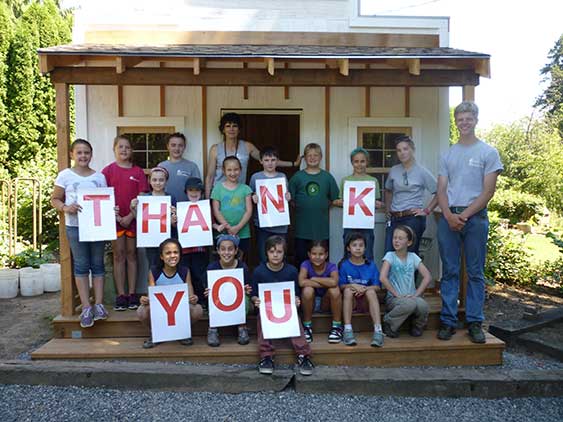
[524,233,563,264]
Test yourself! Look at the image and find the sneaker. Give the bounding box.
[258,357,274,375]
[238,327,250,345]
[383,321,399,338]
[128,293,140,310]
[79,306,94,328]
[410,326,424,337]
[343,329,357,346]
[207,328,220,347]
[297,355,314,376]
[179,338,193,346]
[303,325,313,343]
[113,294,128,311]
[327,326,343,343]
[93,303,108,321]
[437,324,456,341]
[467,322,486,344]
[371,330,384,347]
[142,338,155,349]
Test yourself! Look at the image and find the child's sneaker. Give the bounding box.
[327,326,342,343]
[343,329,357,346]
[207,328,220,347]
[237,327,250,345]
[371,330,384,347]
[383,321,399,338]
[128,293,140,310]
[297,355,314,376]
[79,306,94,328]
[179,338,193,346]
[303,325,313,343]
[142,338,156,349]
[93,303,108,321]
[258,356,274,374]
[113,294,128,311]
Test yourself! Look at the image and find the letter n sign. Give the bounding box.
[342,180,376,229]
[149,283,191,343]
[207,268,246,328]
[256,177,290,228]
[258,281,300,339]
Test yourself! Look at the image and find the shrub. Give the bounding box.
[489,186,546,224]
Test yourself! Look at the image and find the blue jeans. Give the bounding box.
[256,228,287,264]
[437,209,489,327]
[384,215,426,255]
[343,228,375,261]
[65,226,106,277]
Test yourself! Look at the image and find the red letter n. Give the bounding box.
[260,184,285,214]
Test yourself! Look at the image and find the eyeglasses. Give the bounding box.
[402,171,409,186]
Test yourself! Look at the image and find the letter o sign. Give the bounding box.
[212,276,244,312]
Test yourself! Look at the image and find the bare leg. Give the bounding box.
[365,289,382,326]
[327,286,342,323]
[75,276,91,308]
[126,236,137,294]
[342,288,354,325]
[301,286,315,322]
[92,276,104,304]
[112,237,126,296]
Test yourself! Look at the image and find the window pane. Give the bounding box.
[148,151,169,168]
[132,151,147,168]
[363,132,384,149]
[385,133,406,149]
[369,151,383,167]
[149,133,168,150]
[128,133,147,150]
[384,152,397,167]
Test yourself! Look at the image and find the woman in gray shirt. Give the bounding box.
[384,136,438,255]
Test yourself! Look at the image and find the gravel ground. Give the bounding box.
[0,384,561,422]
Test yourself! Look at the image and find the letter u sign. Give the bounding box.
[258,281,300,339]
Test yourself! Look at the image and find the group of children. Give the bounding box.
[52,133,433,377]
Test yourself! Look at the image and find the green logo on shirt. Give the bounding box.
[306,181,320,196]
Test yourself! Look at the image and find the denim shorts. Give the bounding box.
[65,226,106,277]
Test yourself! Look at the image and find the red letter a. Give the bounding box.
[154,291,185,326]
[348,187,373,216]
[83,194,110,226]
[260,184,285,214]
[181,204,210,233]
[142,202,167,233]
[264,288,292,323]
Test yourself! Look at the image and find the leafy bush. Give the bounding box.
[3,247,55,269]
[489,185,546,224]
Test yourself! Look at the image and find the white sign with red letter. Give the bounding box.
[256,177,290,228]
[342,180,376,229]
[176,200,213,248]
[77,187,117,241]
[258,281,300,339]
[149,283,191,343]
[207,268,246,328]
[136,196,171,247]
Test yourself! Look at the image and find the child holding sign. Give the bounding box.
[130,166,177,268]
[250,147,291,263]
[379,225,431,338]
[102,136,149,311]
[339,232,384,347]
[205,234,252,346]
[137,238,203,348]
[333,147,383,261]
[251,236,314,376]
[298,240,342,344]
[211,156,253,258]
[51,139,109,328]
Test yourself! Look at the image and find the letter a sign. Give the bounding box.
[342,180,375,229]
[258,281,300,339]
[207,268,246,328]
[136,196,171,247]
[77,187,117,241]
[256,177,290,228]
[176,200,213,248]
[149,283,191,343]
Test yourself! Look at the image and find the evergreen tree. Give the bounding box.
[535,34,563,135]
[0,3,14,167]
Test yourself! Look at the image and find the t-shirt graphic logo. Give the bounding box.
[129,176,139,182]
[177,170,190,177]
[306,181,320,196]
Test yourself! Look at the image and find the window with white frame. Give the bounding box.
[118,126,174,171]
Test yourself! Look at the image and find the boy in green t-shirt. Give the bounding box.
[289,143,339,266]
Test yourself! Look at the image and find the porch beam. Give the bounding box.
[50,67,480,87]
[338,59,349,76]
[115,56,143,74]
[39,55,84,73]
[463,85,475,102]
[265,58,274,76]
[474,58,490,78]
[407,58,420,76]
[193,57,200,75]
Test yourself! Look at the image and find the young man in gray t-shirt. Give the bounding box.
[158,132,201,202]
[436,102,503,344]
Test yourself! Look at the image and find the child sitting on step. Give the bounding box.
[379,225,431,338]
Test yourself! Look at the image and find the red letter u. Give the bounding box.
[264,288,292,323]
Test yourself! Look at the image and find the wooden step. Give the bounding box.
[53,296,464,339]
[32,330,504,367]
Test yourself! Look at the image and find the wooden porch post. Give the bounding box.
[462,85,475,102]
[55,83,76,316]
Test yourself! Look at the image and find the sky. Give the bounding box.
[361,0,563,128]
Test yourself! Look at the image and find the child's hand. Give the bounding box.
[228,225,240,236]
[64,203,82,214]
[253,298,261,308]
[294,153,303,168]
[189,294,198,305]
[130,198,138,211]
[204,288,210,298]
[140,295,149,305]
[171,206,177,224]
[119,213,133,228]
[285,191,291,202]
[375,200,384,209]
[252,194,258,204]
[114,205,120,217]
[244,284,252,295]
[295,296,301,307]
[333,199,343,207]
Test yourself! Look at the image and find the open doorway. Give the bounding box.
[229,112,301,267]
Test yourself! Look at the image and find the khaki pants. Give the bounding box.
[384,296,429,332]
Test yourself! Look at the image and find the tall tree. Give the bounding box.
[0,3,14,167]
[535,34,563,128]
